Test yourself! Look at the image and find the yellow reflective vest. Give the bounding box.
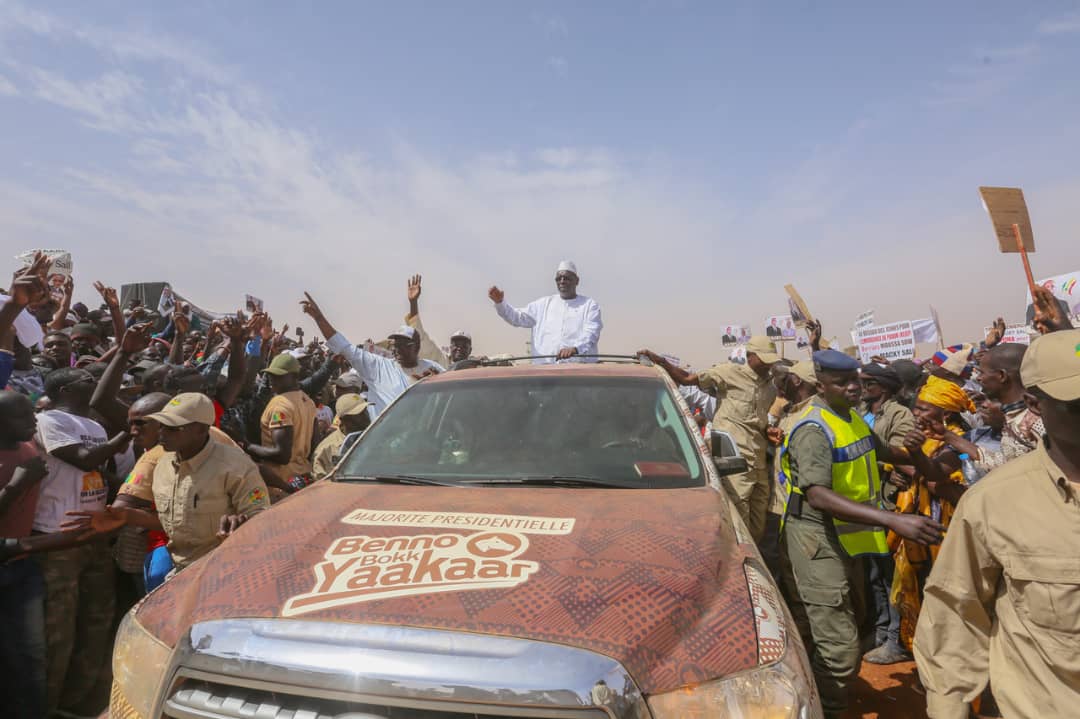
[778,401,889,557]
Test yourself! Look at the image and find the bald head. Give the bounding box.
[985,343,1027,376]
[130,392,171,416]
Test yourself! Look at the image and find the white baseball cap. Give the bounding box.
[388,326,418,341]
[450,330,472,341]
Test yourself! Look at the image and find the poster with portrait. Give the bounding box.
[17,249,73,303]
[721,323,751,347]
[765,315,797,341]
[1024,270,1080,324]
[784,284,814,328]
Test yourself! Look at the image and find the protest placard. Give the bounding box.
[853,309,875,332]
[17,249,73,302]
[984,323,1031,346]
[721,323,750,347]
[245,294,265,313]
[1024,270,1080,321]
[979,187,1034,253]
[855,321,915,363]
[784,284,814,327]
[765,315,797,341]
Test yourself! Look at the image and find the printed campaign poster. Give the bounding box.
[765,315,797,341]
[245,294,265,313]
[1025,270,1080,324]
[853,309,875,333]
[856,321,916,363]
[721,324,751,347]
[17,249,73,302]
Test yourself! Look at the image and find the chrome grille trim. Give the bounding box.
[151,620,649,719]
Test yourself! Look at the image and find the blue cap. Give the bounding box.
[813,349,860,373]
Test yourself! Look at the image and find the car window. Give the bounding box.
[338,375,705,488]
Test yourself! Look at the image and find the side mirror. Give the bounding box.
[710,429,748,477]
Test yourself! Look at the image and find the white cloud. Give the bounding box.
[0,73,16,95]
[532,12,569,39]
[1038,13,1080,35]
[546,55,569,76]
[29,68,143,131]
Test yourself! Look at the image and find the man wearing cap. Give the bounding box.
[334,370,367,400]
[66,393,269,573]
[640,336,780,541]
[312,393,371,479]
[778,349,944,718]
[300,292,445,417]
[915,329,1080,719]
[489,261,602,364]
[242,353,317,492]
[404,274,473,367]
[857,362,917,665]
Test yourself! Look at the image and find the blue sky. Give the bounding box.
[2,1,1080,366]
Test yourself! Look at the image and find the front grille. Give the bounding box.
[163,677,609,719]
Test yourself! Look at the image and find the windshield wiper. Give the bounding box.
[337,475,460,487]
[466,476,636,489]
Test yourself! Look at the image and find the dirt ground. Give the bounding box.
[845,660,928,719]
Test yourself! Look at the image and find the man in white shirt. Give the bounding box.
[33,368,130,716]
[489,260,603,364]
[300,293,445,416]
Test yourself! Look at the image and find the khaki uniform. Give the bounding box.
[914,442,1080,719]
[779,397,866,718]
[406,312,450,367]
[312,428,346,479]
[698,362,774,540]
[152,438,270,568]
[260,390,317,485]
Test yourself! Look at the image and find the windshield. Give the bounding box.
[338,375,705,488]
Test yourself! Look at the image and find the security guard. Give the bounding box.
[640,336,779,540]
[915,329,1080,719]
[778,350,944,717]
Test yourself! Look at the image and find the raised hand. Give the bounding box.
[93,281,120,308]
[300,292,324,318]
[120,322,154,355]
[408,274,422,303]
[985,317,1007,347]
[8,254,52,306]
[1033,286,1073,334]
[221,315,247,340]
[173,309,190,335]
[807,319,823,351]
[488,286,504,304]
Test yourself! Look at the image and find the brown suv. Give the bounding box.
[109,361,822,719]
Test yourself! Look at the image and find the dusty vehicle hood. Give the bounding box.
[135,481,761,694]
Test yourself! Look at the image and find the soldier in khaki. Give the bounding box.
[915,329,1080,719]
[640,336,779,540]
[778,350,944,718]
[65,393,269,572]
[312,393,370,479]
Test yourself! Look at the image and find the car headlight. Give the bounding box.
[647,651,819,719]
[648,560,822,719]
[111,611,173,718]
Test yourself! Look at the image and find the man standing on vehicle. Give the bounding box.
[300,292,444,416]
[639,336,780,542]
[489,260,602,363]
[779,349,944,718]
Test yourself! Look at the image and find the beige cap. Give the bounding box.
[1020,329,1080,401]
[791,360,817,384]
[145,392,216,427]
[335,393,370,417]
[745,336,780,364]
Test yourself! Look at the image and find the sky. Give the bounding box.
[2,1,1080,368]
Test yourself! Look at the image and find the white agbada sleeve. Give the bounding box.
[576,299,603,355]
[494,299,537,328]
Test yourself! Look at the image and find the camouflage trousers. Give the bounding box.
[34,539,116,716]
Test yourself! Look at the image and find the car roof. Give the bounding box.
[424,362,664,383]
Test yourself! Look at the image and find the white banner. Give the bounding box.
[984,323,1031,345]
[853,309,875,332]
[856,321,916,363]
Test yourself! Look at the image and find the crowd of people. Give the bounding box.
[0,250,1077,719]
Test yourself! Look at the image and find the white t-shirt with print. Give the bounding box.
[33,410,109,533]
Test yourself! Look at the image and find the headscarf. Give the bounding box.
[918,375,975,414]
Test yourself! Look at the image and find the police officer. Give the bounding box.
[778,350,944,717]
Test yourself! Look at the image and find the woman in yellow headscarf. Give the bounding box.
[889,375,975,651]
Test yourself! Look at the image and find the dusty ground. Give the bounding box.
[845,660,928,719]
